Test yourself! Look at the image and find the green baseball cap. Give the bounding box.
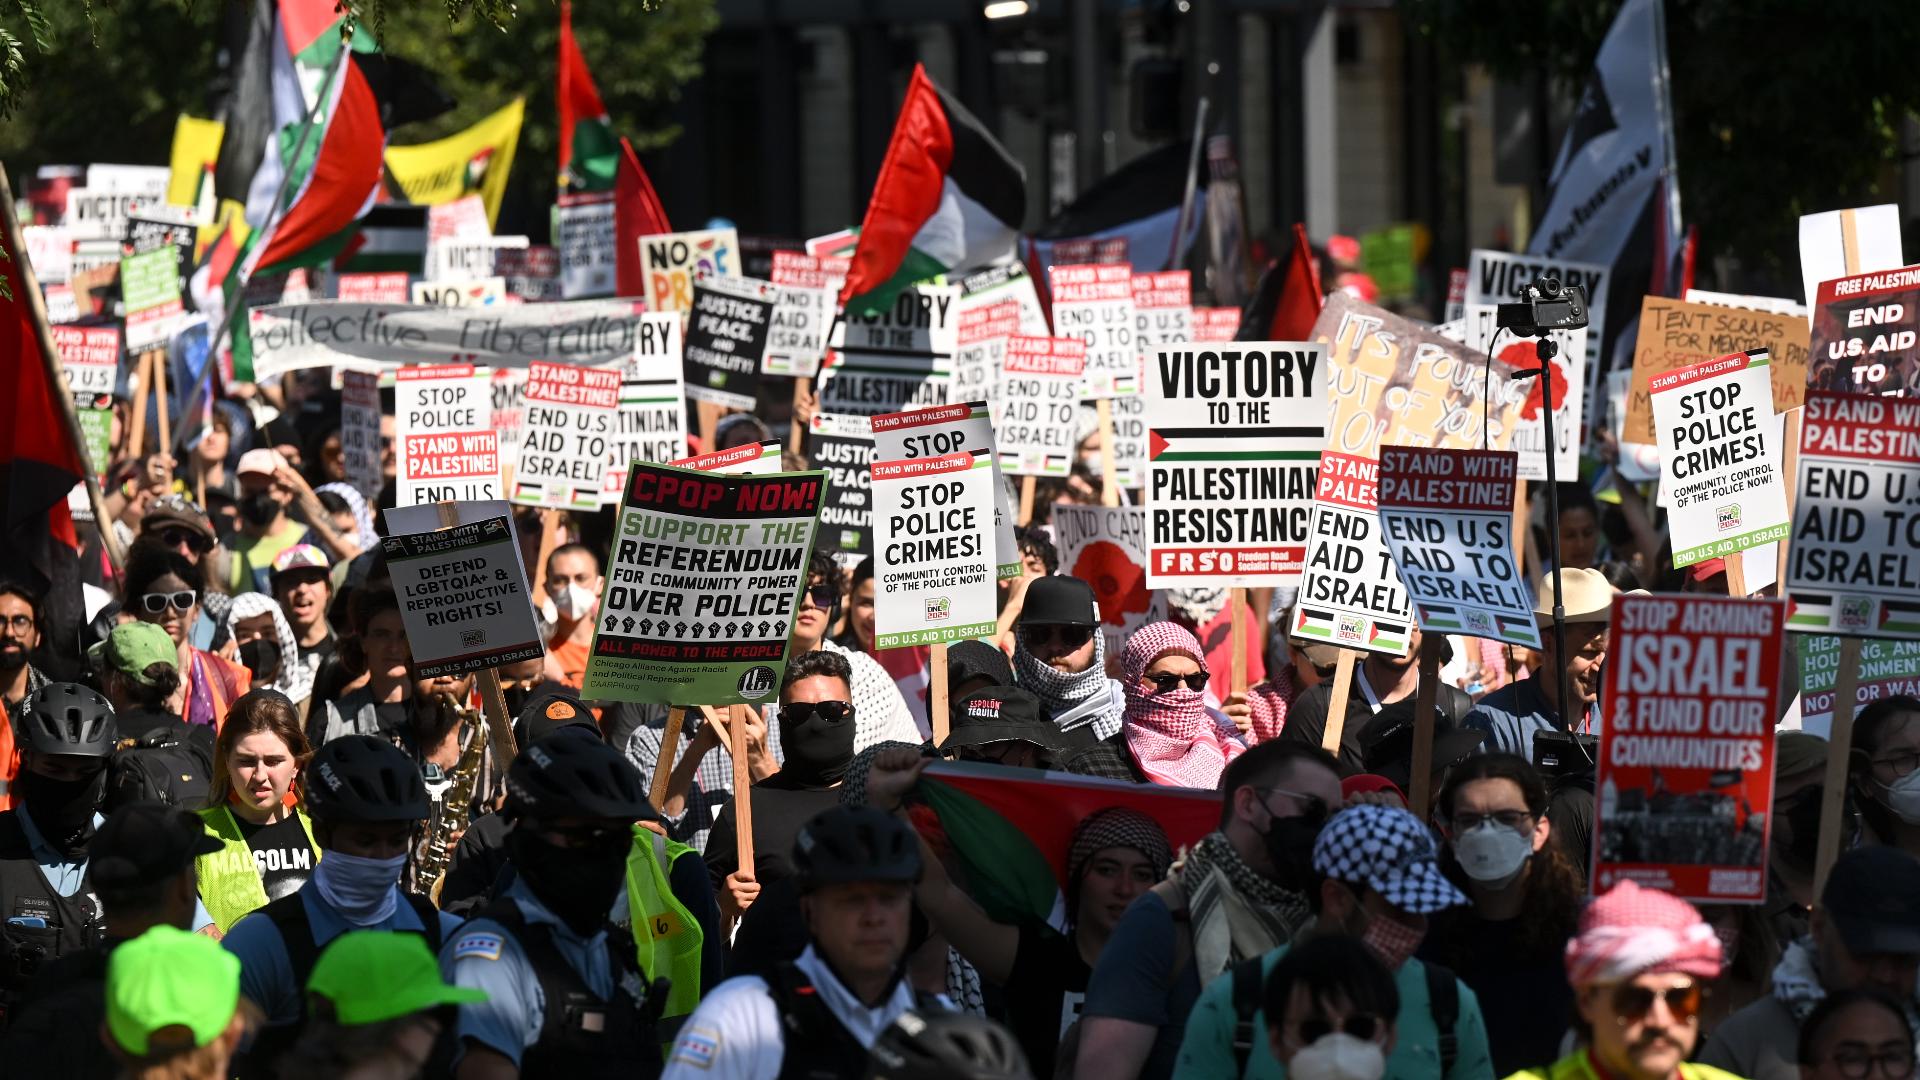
[89,621,178,686]
[307,930,488,1025]
[106,925,242,1056]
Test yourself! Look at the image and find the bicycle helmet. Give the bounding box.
[867,1010,1033,1080]
[505,726,658,823]
[305,735,430,823]
[21,682,117,758]
[792,805,922,892]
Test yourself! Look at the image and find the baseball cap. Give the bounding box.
[106,925,242,1056]
[1688,558,1728,584]
[1018,575,1099,627]
[1775,731,1828,780]
[1822,846,1920,955]
[513,688,596,746]
[138,494,215,545]
[307,931,488,1025]
[272,543,332,580]
[88,621,179,685]
[1312,803,1468,915]
[1532,567,1617,624]
[89,802,223,893]
[944,686,1065,751]
[236,447,288,479]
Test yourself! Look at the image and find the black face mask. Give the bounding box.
[18,767,108,858]
[1775,786,1847,873]
[502,685,532,718]
[507,826,629,937]
[779,704,856,788]
[1258,810,1326,894]
[239,490,281,527]
[239,638,283,684]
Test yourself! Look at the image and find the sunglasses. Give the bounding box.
[1146,670,1209,693]
[1449,810,1533,833]
[1259,786,1331,827]
[159,527,212,554]
[1022,624,1093,649]
[1823,1047,1917,1080]
[139,591,198,615]
[784,700,854,724]
[1296,1014,1383,1044]
[800,584,838,609]
[1610,982,1703,1024]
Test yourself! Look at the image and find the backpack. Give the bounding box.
[1228,955,1459,1077]
[104,731,213,813]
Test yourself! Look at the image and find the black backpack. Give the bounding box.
[1228,954,1460,1077]
[104,731,213,813]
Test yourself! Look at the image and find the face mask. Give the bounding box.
[1360,911,1425,972]
[1776,787,1832,871]
[310,850,405,926]
[1451,821,1533,885]
[1289,1033,1387,1080]
[239,637,283,684]
[18,767,107,858]
[508,827,628,936]
[552,582,598,620]
[1080,452,1104,478]
[1879,771,1920,826]
[502,685,532,718]
[1258,811,1324,894]
[240,490,281,527]
[779,703,857,788]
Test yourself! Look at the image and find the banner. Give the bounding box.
[996,336,1084,478]
[411,278,507,308]
[512,361,621,510]
[50,325,121,398]
[1798,636,1920,737]
[1625,295,1810,443]
[1650,350,1791,567]
[246,300,651,381]
[871,451,998,648]
[1809,266,1920,398]
[1052,505,1167,660]
[1785,391,1920,639]
[121,247,186,353]
[1050,263,1138,398]
[818,284,957,417]
[1460,304,1587,482]
[382,515,543,678]
[396,365,500,506]
[1465,249,1609,370]
[583,464,826,705]
[1296,451,1412,657]
[873,402,1018,579]
[1144,343,1327,588]
[557,192,617,299]
[1377,448,1540,649]
[1594,594,1783,903]
[384,99,526,228]
[336,272,411,303]
[340,370,383,503]
[684,274,776,410]
[640,228,741,314]
[809,412,876,571]
[602,312,688,504]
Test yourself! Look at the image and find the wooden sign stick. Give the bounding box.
[1511,478,1530,578]
[1814,636,1866,896]
[128,350,151,459]
[729,703,754,878]
[1406,635,1443,817]
[530,508,561,607]
[1096,399,1120,507]
[1726,555,1749,599]
[648,706,687,809]
[1018,476,1036,528]
[1229,588,1249,696]
[929,641,950,747]
[1776,410,1802,590]
[1320,648,1360,756]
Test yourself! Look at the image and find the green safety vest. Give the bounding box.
[624,825,704,1044]
[195,803,320,932]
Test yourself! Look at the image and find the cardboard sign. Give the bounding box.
[1296,451,1412,657]
[1143,343,1328,588]
[1785,391,1920,639]
[1650,350,1791,567]
[1377,448,1540,649]
[120,247,185,352]
[246,300,652,381]
[1051,263,1139,398]
[410,277,507,308]
[601,313,688,504]
[873,402,1017,580]
[672,441,782,475]
[640,228,741,314]
[871,450,998,648]
[808,412,876,571]
[428,235,529,283]
[512,361,621,510]
[336,272,411,303]
[1458,305,1588,482]
[1465,249,1609,370]
[50,325,120,397]
[1053,505,1169,660]
[1808,266,1920,398]
[340,370,383,503]
[382,515,544,678]
[396,365,500,506]
[583,464,826,705]
[556,193,617,299]
[1625,295,1812,443]
[996,336,1084,478]
[684,274,775,410]
[1798,636,1920,738]
[818,284,957,417]
[1594,594,1783,903]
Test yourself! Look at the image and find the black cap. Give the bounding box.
[1823,846,1920,955]
[945,686,1066,751]
[1017,576,1098,627]
[513,688,596,747]
[88,802,222,892]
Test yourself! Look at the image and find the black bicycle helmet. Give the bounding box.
[792,805,922,892]
[867,1010,1033,1080]
[21,682,117,758]
[305,735,430,823]
[505,726,658,823]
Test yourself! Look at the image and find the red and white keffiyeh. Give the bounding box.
[1121,621,1245,788]
[1564,879,1724,986]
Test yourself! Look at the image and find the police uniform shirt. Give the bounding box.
[13,809,216,930]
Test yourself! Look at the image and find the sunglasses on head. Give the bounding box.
[1022,624,1093,649]
[1296,1014,1383,1044]
[801,584,838,609]
[1146,670,1209,693]
[139,591,198,615]
[1610,982,1702,1024]
[784,700,854,724]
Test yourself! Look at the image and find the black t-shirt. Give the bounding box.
[1420,909,1573,1076]
[298,634,336,677]
[702,774,841,890]
[1004,925,1090,1080]
[236,813,315,902]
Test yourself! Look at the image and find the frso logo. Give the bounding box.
[737,665,777,700]
[1715,504,1742,532]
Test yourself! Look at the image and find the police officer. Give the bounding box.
[0,683,116,1016]
[661,805,943,1079]
[442,726,668,1078]
[222,734,461,1077]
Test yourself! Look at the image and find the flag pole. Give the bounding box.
[1167,96,1210,270]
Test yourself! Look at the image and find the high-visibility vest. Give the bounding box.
[623,825,704,1042]
[195,803,320,932]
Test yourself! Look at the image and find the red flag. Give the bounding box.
[557,0,616,191]
[1,230,86,567]
[1268,222,1324,340]
[614,136,672,297]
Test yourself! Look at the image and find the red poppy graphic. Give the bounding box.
[1071,541,1150,626]
[1497,341,1569,421]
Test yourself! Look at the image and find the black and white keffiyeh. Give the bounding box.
[1013,631,1125,740]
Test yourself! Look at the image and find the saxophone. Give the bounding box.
[414,694,488,902]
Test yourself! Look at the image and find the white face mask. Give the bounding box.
[553,582,598,620]
[1452,821,1535,884]
[1289,1033,1387,1080]
[1879,771,1920,825]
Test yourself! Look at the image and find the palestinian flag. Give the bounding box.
[615,137,672,296]
[840,65,1025,318]
[558,0,618,192]
[910,762,1215,927]
[1237,222,1324,341]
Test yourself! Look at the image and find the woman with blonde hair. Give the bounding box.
[197,689,320,932]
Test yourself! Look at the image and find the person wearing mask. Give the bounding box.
[1845,695,1920,856]
[196,690,319,933]
[1256,936,1403,1080]
[1426,754,1582,1075]
[124,538,252,731]
[1076,741,1342,1080]
[663,805,941,1079]
[223,449,319,595]
[1012,576,1130,778]
[270,544,336,688]
[314,482,380,557]
[377,663,507,896]
[222,735,461,1077]
[101,925,257,1080]
[1,802,223,1078]
[135,494,232,649]
[279,930,489,1080]
[1795,989,1916,1080]
[1280,627,1469,773]
[1698,846,1920,1080]
[543,542,604,690]
[787,551,921,745]
[1119,621,1245,788]
[441,727,671,1078]
[1174,803,1492,1079]
[1465,568,1617,764]
[227,591,315,718]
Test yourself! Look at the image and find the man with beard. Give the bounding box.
[0,584,50,715]
[1011,576,1133,780]
[1279,626,1471,774]
[1465,568,1616,764]
[221,450,314,596]
[383,665,508,898]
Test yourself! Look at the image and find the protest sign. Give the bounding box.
[1458,305,1587,482]
[512,361,621,510]
[396,365,500,506]
[1053,505,1168,659]
[684,274,776,410]
[1649,350,1791,567]
[410,278,507,308]
[818,284,957,417]
[1193,307,1240,342]
[808,411,876,570]
[600,313,688,504]
[583,464,826,705]
[640,228,741,314]
[1044,237,1129,267]
[126,208,197,288]
[1444,269,1467,323]
[1808,266,1920,398]
[382,515,544,679]
[1594,594,1783,902]
[120,247,185,353]
[340,370,383,503]
[1800,205,1903,313]
[335,272,411,303]
[995,336,1084,478]
[496,246,563,303]
[62,165,168,240]
[1625,295,1811,443]
[43,283,79,325]
[1296,451,1413,657]
[954,295,1021,414]
[1050,263,1138,397]
[1127,271,1192,485]
[427,195,492,243]
[672,442,782,475]
[958,263,1049,335]
[50,325,120,398]
[245,269,313,309]
[1109,394,1147,489]
[428,235,529,284]
[1687,290,1808,319]
[70,238,122,278]
[770,250,850,295]
[1785,391,1920,640]
[1798,636,1920,737]
[765,284,833,379]
[873,402,1017,580]
[1377,448,1540,649]
[490,369,528,467]
[246,300,651,380]
[1466,249,1609,369]
[871,450,998,648]
[22,225,71,284]
[1143,343,1327,588]
[557,192,617,299]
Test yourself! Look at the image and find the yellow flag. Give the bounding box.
[168,115,225,209]
[384,99,526,229]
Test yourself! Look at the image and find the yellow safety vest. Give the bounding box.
[624,825,704,1041]
[195,804,320,932]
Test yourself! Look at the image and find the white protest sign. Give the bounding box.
[490,368,528,468]
[1052,505,1168,660]
[1297,451,1413,657]
[382,515,543,678]
[62,165,168,239]
[1143,343,1327,588]
[410,277,507,308]
[1133,271,1193,355]
[42,283,79,325]
[871,450,999,648]
[602,313,688,504]
[22,225,72,284]
[1460,304,1588,481]
[1051,263,1139,397]
[1466,248,1609,370]
[958,263,1049,335]
[818,284,957,417]
[557,193,616,299]
[245,300,652,381]
[954,295,1021,415]
[1377,448,1540,649]
[49,325,121,398]
[340,370,383,502]
[766,251,847,379]
[995,335,1083,478]
[1785,391,1920,640]
[684,274,776,410]
[872,402,1018,580]
[1650,349,1791,568]
[640,228,740,314]
[512,360,622,510]
[396,365,500,506]
[1193,307,1240,342]
[1799,205,1903,314]
[809,411,876,571]
[427,195,491,244]
[428,235,529,284]
[336,272,411,303]
[672,442,783,475]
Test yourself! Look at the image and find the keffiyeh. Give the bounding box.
[1564,879,1724,986]
[1180,831,1311,983]
[1013,627,1124,740]
[225,592,314,705]
[1120,621,1243,788]
[316,482,379,552]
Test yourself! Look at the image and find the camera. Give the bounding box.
[1495,274,1590,336]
